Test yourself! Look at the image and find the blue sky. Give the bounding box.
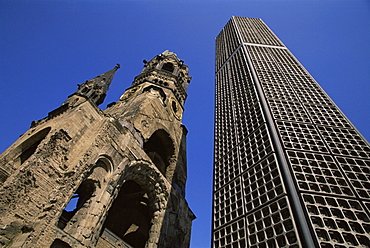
[0,1,369,247]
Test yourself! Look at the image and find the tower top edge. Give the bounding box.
[231,16,263,20]
[161,50,177,57]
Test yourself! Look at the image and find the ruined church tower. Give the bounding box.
[0,51,195,248]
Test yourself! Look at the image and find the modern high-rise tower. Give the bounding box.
[214,16,370,248]
[0,51,195,248]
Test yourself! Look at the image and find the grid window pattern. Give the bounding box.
[303,194,370,247]
[214,125,237,163]
[252,59,281,73]
[247,46,335,107]
[216,29,227,72]
[214,16,370,248]
[256,70,286,85]
[276,121,329,153]
[268,48,309,76]
[287,151,355,197]
[246,197,301,248]
[216,19,241,71]
[305,104,352,129]
[283,74,319,90]
[336,157,370,200]
[213,219,247,248]
[234,17,284,47]
[215,67,237,162]
[229,49,266,142]
[235,102,265,145]
[236,103,265,145]
[269,48,300,65]
[318,126,370,159]
[261,82,299,102]
[365,202,370,214]
[276,62,309,76]
[268,99,311,123]
[214,178,244,229]
[242,154,286,212]
[239,124,274,171]
[293,84,335,106]
[214,148,240,191]
[247,45,275,62]
[229,49,259,116]
[215,67,234,129]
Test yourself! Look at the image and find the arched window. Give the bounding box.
[50,239,72,248]
[100,181,151,248]
[57,159,109,230]
[143,85,166,103]
[19,127,51,164]
[81,87,90,94]
[162,62,174,73]
[144,130,174,176]
[57,179,96,229]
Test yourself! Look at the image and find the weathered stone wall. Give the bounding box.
[0,51,194,248]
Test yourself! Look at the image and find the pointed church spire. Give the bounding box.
[74,64,120,106]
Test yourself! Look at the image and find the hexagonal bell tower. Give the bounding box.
[0,51,195,248]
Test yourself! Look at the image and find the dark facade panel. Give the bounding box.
[214,16,370,248]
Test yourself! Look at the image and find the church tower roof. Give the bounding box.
[73,64,120,106]
[132,50,191,106]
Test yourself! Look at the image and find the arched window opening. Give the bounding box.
[20,139,42,164]
[162,62,174,73]
[57,179,96,229]
[94,159,111,176]
[50,239,72,248]
[100,181,151,248]
[81,87,90,94]
[19,127,51,164]
[144,130,174,176]
[57,159,109,230]
[143,86,166,103]
[172,100,178,113]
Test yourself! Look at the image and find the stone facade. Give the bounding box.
[0,51,195,248]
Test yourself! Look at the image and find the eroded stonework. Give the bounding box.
[0,51,195,248]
